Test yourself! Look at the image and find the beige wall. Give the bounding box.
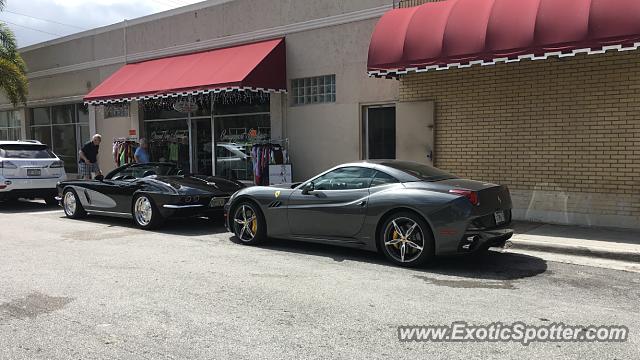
[285,20,399,180]
[400,50,640,229]
[95,102,140,174]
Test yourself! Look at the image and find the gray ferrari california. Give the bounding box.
[224,160,513,267]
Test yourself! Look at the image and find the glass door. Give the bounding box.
[191,118,213,175]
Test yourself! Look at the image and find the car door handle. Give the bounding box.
[358,200,367,207]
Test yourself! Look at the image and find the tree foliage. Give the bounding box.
[0,0,29,106]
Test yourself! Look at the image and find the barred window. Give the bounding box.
[0,110,22,141]
[104,103,130,118]
[292,75,336,105]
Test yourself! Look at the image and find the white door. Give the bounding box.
[396,101,435,166]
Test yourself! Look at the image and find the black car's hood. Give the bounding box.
[146,175,243,195]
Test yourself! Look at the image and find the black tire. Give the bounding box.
[378,211,435,267]
[230,200,266,245]
[132,194,164,229]
[44,196,58,206]
[62,188,87,219]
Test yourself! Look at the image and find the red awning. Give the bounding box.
[368,0,640,76]
[85,38,286,104]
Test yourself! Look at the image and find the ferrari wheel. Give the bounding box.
[62,189,86,219]
[379,212,434,267]
[232,201,266,244]
[132,194,164,229]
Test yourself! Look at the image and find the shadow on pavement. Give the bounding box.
[58,214,229,237]
[0,199,59,214]
[241,237,548,282]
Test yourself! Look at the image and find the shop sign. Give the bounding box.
[173,99,199,113]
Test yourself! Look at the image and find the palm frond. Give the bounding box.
[0,57,28,106]
[0,23,17,54]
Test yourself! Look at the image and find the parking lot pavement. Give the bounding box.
[1,200,639,359]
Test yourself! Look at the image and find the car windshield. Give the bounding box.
[381,160,457,182]
[0,144,56,159]
[108,164,179,179]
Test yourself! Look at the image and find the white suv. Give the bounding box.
[0,140,67,205]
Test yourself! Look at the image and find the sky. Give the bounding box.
[1,0,204,48]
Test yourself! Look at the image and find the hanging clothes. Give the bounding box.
[251,143,289,185]
[112,139,138,167]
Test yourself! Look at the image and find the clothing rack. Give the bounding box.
[113,136,139,142]
[250,139,290,185]
[112,137,139,167]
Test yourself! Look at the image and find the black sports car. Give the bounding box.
[225,160,513,267]
[57,162,243,229]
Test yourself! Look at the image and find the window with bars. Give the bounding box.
[291,75,336,105]
[0,110,22,141]
[104,103,130,118]
[29,104,90,174]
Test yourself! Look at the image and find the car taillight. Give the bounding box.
[50,160,64,168]
[0,160,17,169]
[449,189,479,206]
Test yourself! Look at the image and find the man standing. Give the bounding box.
[79,134,102,180]
[134,138,150,164]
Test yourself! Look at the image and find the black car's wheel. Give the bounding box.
[231,201,266,244]
[132,194,164,229]
[379,211,434,267]
[44,196,58,206]
[62,189,87,219]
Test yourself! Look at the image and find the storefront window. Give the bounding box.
[29,104,90,173]
[142,92,271,180]
[0,110,22,141]
[215,114,270,181]
[142,96,212,120]
[104,103,130,119]
[145,119,190,171]
[31,107,50,126]
[52,104,74,124]
[213,92,269,115]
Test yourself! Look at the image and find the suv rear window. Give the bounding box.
[0,144,56,159]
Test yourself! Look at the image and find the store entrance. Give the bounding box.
[191,118,213,175]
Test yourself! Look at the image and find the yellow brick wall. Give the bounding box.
[400,50,640,228]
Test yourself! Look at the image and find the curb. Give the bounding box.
[506,238,640,263]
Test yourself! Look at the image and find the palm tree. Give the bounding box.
[0,0,28,106]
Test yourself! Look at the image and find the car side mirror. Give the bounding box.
[94,175,104,181]
[301,182,315,195]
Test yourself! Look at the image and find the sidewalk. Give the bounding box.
[506,221,640,263]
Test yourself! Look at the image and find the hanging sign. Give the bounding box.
[173,99,199,113]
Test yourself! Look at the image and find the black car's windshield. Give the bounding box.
[381,161,456,182]
[107,164,179,179]
[0,144,56,159]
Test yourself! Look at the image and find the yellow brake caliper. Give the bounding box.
[392,230,400,248]
[251,214,258,234]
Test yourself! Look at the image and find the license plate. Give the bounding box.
[209,197,227,208]
[27,168,41,177]
[494,210,506,225]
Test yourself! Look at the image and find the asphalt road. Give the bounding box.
[0,200,638,359]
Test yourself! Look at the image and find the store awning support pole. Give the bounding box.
[210,92,216,176]
[188,95,193,174]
